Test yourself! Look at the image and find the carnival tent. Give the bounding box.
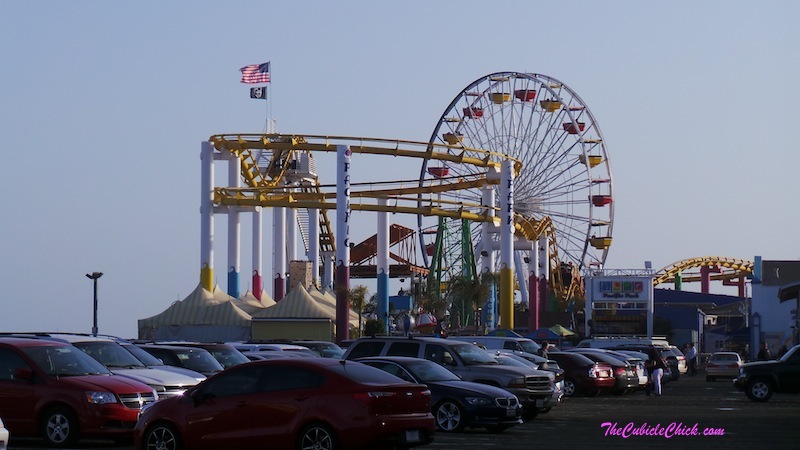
[137,283,252,342]
[233,290,276,314]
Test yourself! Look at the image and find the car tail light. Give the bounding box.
[353,391,397,400]
[614,367,625,376]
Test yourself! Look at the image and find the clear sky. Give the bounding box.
[1,1,798,338]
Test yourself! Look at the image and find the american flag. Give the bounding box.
[240,62,270,84]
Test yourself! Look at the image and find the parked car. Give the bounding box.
[734,344,800,401]
[358,356,523,433]
[292,340,345,359]
[0,336,157,447]
[134,358,436,450]
[342,336,557,420]
[240,351,304,361]
[229,342,319,357]
[610,345,678,381]
[136,344,225,377]
[119,342,207,381]
[566,349,639,394]
[0,417,7,450]
[547,352,615,397]
[577,348,648,389]
[162,342,251,369]
[43,334,201,398]
[705,352,744,381]
[669,345,688,375]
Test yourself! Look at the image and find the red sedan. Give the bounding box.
[134,358,436,450]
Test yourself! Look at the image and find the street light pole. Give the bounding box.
[86,272,103,336]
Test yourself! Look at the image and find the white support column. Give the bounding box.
[499,160,515,329]
[200,141,215,292]
[252,207,263,300]
[273,206,286,301]
[309,208,320,288]
[481,184,496,330]
[377,197,390,330]
[335,145,352,343]
[227,154,241,299]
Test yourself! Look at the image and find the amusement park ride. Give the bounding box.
[198,71,753,340]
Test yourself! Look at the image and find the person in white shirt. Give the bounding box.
[684,343,697,376]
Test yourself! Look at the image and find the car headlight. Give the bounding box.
[86,391,118,405]
[465,397,493,406]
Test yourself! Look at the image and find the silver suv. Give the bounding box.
[342,336,557,420]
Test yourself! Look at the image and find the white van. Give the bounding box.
[576,337,670,349]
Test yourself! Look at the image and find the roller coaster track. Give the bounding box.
[653,256,754,285]
[515,215,584,306]
[209,133,589,304]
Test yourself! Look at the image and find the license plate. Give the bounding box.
[405,430,421,443]
[506,408,517,417]
[535,399,545,407]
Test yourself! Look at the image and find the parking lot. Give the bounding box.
[7,372,799,450]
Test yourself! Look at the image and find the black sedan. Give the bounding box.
[358,356,523,433]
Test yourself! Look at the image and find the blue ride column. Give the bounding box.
[377,197,390,332]
[335,145,352,343]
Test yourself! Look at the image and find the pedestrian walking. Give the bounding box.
[757,342,772,361]
[685,343,697,376]
[645,348,668,396]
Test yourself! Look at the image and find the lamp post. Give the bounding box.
[86,272,103,336]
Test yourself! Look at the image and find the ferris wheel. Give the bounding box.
[417,72,614,287]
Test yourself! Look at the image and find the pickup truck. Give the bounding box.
[343,336,558,420]
[733,344,800,401]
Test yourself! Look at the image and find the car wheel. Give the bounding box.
[563,378,578,397]
[143,423,182,450]
[435,400,466,432]
[485,424,510,433]
[745,379,773,402]
[41,406,79,448]
[298,423,338,450]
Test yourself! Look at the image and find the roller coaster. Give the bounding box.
[203,72,753,332]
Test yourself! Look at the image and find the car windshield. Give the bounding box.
[123,344,165,366]
[519,340,542,353]
[23,345,111,376]
[452,343,498,365]
[404,359,461,382]
[75,341,146,368]
[206,347,250,368]
[174,348,224,372]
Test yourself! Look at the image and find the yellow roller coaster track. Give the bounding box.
[653,256,754,285]
[209,133,588,304]
[515,216,584,305]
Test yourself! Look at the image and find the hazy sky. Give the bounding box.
[1,1,798,338]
